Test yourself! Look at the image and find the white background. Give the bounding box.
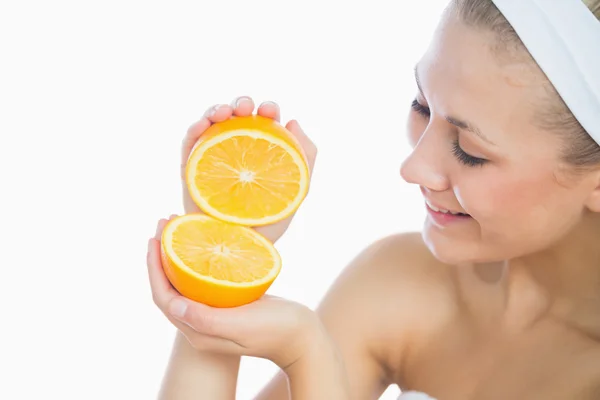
[1,0,448,398]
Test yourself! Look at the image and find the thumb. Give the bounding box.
[285,119,317,174]
[168,297,229,337]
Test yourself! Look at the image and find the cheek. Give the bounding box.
[453,168,584,257]
[456,170,558,226]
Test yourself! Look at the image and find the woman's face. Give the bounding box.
[400,12,599,265]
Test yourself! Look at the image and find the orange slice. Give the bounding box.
[185,115,310,226]
[160,214,282,308]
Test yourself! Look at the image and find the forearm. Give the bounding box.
[284,325,351,400]
[158,331,240,400]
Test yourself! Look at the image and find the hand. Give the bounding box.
[147,217,325,369]
[180,96,318,243]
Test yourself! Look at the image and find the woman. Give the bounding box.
[146,0,600,398]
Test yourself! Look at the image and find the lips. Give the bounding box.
[424,199,469,216]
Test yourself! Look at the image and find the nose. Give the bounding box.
[399,134,448,192]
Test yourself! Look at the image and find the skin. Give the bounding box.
[147,7,600,400]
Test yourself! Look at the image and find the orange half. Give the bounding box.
[185,115,310,226]
[160,214,282,308]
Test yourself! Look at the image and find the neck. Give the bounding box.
[509,211,600,339]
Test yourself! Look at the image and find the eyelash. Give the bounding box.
[410,99,488,167]
[411,99,430,118]
[451,140,487,167]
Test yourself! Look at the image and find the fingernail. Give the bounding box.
[208,104,222,117]
[233,96,249,108]
[259,101,278,109]
[170,298,188,318]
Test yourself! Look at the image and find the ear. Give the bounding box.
[584,170,600,212]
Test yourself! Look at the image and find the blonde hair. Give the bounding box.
[451,0,600,169]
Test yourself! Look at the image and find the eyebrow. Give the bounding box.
[413,65,496,146]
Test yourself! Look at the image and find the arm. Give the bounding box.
[152,231,455,400]
[282,321,351,399]
[254,236,411,400]
[255,232,457,400]
[156,315,351,400]
[154,235,392,400]
[158,331,240,400]
[147,231,240,400]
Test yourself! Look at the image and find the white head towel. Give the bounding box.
[491,0,600,145]
[398,391,437,400]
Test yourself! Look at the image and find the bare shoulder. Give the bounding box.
[316,231,460,384]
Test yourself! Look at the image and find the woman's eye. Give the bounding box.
[410,99,489,167]
[411,99,430,118]
[452,139,488,167]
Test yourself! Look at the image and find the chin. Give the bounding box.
[421,223,493,265]
[421,228,465,265]
[423,241,471,265]
[422,222,552,265]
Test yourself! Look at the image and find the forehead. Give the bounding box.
[417,12,548,145]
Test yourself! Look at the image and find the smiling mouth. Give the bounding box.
[425,199,470,217]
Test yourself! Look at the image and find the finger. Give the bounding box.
[205,103,233,123]
[177,320,244,354]
[181,117,211,171]
[154,218,169,239]
[285,120,317,174]
[157,307,229,353]
[182,193,203,215]
[167,297,235,339]
[180,104,234,172]
[147,237,179,309]
[257,101,280,122]
[230,96,255,117]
